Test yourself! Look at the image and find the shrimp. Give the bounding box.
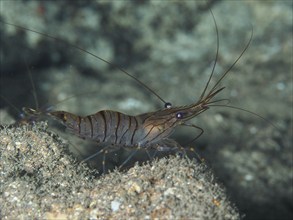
[21,9,257,173]
[3,11,269,173]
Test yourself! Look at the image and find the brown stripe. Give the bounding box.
[147,119,177,144]
[130,116,138,145]
[141,117,174,143]
[100,111,107,142]
[115,112,121,144]
[144,125,156,139]
[119,115,131,144]
[91,114,98,139]
[92,113,103,141]
[108,111,113,134]
[142,114,168,127]
[87,116,94,139]
[78,116,81,135]
[138,113,155,141]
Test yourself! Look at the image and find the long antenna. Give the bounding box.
[199,10,253,102]
[199,9,219,101]
[1,20,168,105]
[207,104,279,130]
[23,59,39,110]
[208,27,253,97]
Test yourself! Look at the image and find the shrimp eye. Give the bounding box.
[165,102,172,109]
[176,112,184,119]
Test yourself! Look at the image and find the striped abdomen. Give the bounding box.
[49,110,145,146]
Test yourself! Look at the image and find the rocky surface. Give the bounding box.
[1,122,240,219]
